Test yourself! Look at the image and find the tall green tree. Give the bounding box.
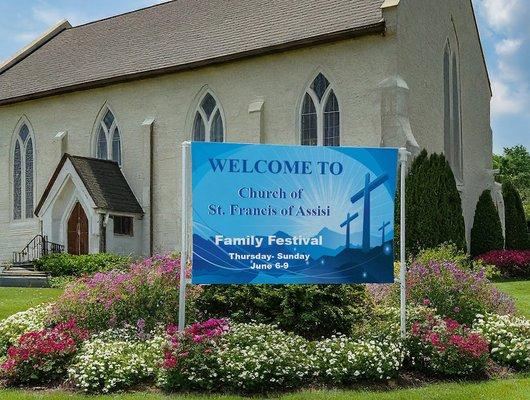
[470,190,504,257]
[494,145,530,218]
[395,150,466,257]
[502,180,530,250]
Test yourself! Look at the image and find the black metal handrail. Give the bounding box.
[12,235,64,268]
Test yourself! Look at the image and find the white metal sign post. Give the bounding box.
[178,143,409,336]
[398,147,409,338]
[178,141,190,331]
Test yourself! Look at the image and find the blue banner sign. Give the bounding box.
[191,143,398,284]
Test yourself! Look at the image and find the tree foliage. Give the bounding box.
[470,190,504,257]
[502,180,530,250]
[494,145,530,218]
[395,150,466,257]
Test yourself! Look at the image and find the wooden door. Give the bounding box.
[67,202,89,255]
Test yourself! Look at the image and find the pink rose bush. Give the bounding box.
[408,315,490,376]
[1,319,89,383]
[476,250,530,279]
[50,255,202,332]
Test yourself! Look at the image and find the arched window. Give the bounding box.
[95,109,121,165]
[13,123,35,220]
[300,73,340,146]
[192,92,224,142]
[443,42,463,181]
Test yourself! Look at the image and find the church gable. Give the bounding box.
[35,154,143,217]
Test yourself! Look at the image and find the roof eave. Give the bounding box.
[0,21,385,107]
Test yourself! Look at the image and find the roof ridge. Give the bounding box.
[71,0,177,30]
[68,154,120,165]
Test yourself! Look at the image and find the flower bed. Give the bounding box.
[50,255,202,332]
[474,313,530,370]
[475,250,530,279]
[1,319,89,384]
[408,315,490,376]
[0,251,528,394]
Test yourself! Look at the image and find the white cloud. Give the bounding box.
[491,77,524,117]
[13,31,40,43]
[481,0,523,32]
[495,38,523,56]
[31,2,88,27]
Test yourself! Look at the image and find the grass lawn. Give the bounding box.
[494,280,530,319]
[0,287,62,320]
[1,376,529,399]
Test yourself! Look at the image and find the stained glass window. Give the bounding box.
[97,127,108,160]
[192,92,224,142]
[103,110,114,130]
[96,109,122,165]
[301,73,339,146]
[324,91,340,146]
[210,110,224,142]
[13,123,34,220]
[193,114,206,141]
[201,93,217,119]
[301,94,317,146]
[13,141,21,220]
[443,43,463,181]
[112,129,121,165]
[311,73,330,101]
[25,138,34,218]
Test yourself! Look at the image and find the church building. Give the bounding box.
[0,0,498,264]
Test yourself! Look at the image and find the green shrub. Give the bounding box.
[395,150,466,257]
[415,243,470,268]
[503,180,530,250]
[35,253,131,277]
[196,284,368,339]
[470,190,504,257]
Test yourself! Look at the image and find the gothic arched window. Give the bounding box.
[13,123,35,220]
[95,109,121,165]
[443,42,463,181]
[192,92,224,142]
[300,73,340,146]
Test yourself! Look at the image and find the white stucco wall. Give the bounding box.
[394,0,493,246]
[0,34,395,263]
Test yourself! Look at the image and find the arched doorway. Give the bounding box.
[67,202,89,255]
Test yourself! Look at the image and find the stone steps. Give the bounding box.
[0,266,50,288]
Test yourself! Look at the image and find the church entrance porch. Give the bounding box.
[34,154,145,257]
[67,202,89,255]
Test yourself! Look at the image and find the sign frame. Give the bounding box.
[177,141,409,337]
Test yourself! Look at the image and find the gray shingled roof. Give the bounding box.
[35,154,144,215]
[0,0,385,105]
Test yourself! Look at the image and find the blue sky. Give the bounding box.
[0,0,528,154]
